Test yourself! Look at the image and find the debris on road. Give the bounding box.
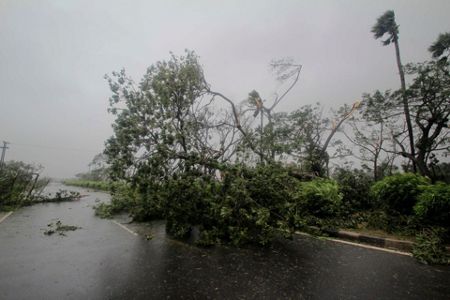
[44,219,81,236]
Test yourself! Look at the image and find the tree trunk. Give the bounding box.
[394,36,416,172]
[260,109,264,163]
[415,155,431,178]
[373,156,378,181]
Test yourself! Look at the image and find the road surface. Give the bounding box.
[0,182,449,299]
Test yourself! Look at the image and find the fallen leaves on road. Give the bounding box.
[44,220,81,236]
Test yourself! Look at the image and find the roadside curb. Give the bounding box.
[305,227,450,254]
[323,228,415,252]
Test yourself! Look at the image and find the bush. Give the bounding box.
[163,164,298,246]
[365,209,416,234]
[0,161,49,209]
[164,173,220,239]
[370,173,430,216]
[334,168,373,213]
[294,179,342,225]
[124,164,298,246]
[412,227,449,265]
[414,183,450,229]
[94,182,134,219]
[214,164,297,245]
[94,202,114,218]
[131,181,166,221]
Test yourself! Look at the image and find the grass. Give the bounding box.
[63,179,110,191]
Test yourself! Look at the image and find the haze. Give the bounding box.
[1,0,449,178]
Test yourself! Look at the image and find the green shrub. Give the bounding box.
[131,181,166,221]
[94,182,134,219]
[365,209,416,234]
[370,173,430,215]
[164,173,220,239]
[0,161,49,209]
[414,183,450,229]
[124,164,299,246]
[334,168,373,213]
[161,164,297,246]
[215,164,296,245]
[94,202,114,218]
[412,227,449,265]
[294,179,342,224]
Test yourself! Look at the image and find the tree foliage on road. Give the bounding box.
[101,18,450,248]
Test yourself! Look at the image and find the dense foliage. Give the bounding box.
[294,179,342,225]
[333,168,373,213]
[414,183,450,229]
[100,41,449,263]
[0,161,80,210]
[412,227,449,265]
[370,173,430,215]
[0,161,49,209]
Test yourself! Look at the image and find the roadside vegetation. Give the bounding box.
[62,153,110,191]
[0,161,81,211]
[62,179,109,191]
[65,11,449,264]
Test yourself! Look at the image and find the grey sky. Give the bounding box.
[1,0,449,178]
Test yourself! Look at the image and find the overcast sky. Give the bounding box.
[1,0,449,178]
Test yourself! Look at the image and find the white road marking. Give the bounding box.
[112,220,138,236]
[295,231,412,256]
[0,211,13,224]
[326,237,412,256]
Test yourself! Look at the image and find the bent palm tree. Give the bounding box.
[372,10,416,172]
[429,32,450,61]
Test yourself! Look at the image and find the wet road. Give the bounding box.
[0,183,449,299]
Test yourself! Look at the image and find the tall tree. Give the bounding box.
[270,102,357,177]
[372,10,416,172]
[402,60,450,178]
[344,91,397,180]
[104,51,240,183]
[364,61,450,180]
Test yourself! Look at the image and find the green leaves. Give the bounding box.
[370,173,431,215]
[294,179,343,220]
[413,227,449,265]
[429,32,450,60]
[372,10,398,45]
[414,183,450,228]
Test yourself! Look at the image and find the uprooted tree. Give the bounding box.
[103,50,353,245]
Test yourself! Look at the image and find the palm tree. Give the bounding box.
[429,32,450,61]
[372,10,416,172]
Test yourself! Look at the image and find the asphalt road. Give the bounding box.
[0,183,449,299]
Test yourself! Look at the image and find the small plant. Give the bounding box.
[412,227,449,265]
